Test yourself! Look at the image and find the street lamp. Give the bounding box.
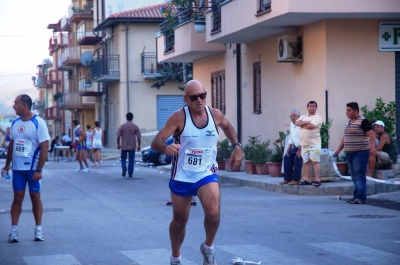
[194,0,206,33]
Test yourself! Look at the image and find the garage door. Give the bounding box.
[157,95,184,130]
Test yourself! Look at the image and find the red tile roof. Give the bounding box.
[109,3,167,19]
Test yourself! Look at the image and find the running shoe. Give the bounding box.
[170,256,182,265]
[200,242,217,265]
[76,166,83,171]
[34,227,44,241]
[8,229,18,243]
[82,167,89,173]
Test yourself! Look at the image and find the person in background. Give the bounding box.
[116,113,141,178]
[85,124,93,165]
[295,101,323,187]
[366,120,398,177]
[73,120,89,172]
[334,102,375,204]
[92,121,104,167]
[2,94,50,242]
[61,132,73,157]
[281,110,303,185]
[2,127,11,148]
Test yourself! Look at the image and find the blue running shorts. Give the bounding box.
[169,174,219,197]
[12,170,41,193]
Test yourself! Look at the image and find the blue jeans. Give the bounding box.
[121,150,135,175]
[283,146,303,181]
[346,150,370,203]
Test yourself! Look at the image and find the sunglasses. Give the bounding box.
[187,92,207,102]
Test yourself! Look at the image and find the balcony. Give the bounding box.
[60,47,80,67]
[61,92,95,110]
[78,75,103,96]
[48,36,56,55]
[61,16,71,32]
[33,99,45,110]
[207,0,400,44]
[69,0,93,24]
[46,70,62,85]
[141,52,162,79]
[44,106,61,120]
[36,76,45,88]
[77,20,102,45]
[91,55,120,83]
[55,33,68,50]
[157,7,225,63]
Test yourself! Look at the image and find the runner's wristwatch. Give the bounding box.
[232,142,242,149]
[36,169,42,173]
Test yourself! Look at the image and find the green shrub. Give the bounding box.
[361,98,397,136]
[243,135,261,161]
[320,118,333,149]
[250,140,271,165]
[216,139,232,162]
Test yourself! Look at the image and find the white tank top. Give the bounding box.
[92,128,103,148]
[171,106,218,183]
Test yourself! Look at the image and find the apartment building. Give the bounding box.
[157,0,400,150]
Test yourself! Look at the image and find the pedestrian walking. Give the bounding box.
[116,113,141,178]
[92,121,104,167]
[85,124,93,165]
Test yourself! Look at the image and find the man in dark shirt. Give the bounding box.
[116,112,141,178]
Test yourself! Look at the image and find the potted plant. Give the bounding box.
[320,118,333,149]
[266,131,287,177]
[53,92,63,101]
[250,140,271,175]
[216,139,231,171]
[336,153,349,175]
[243,135,261,174]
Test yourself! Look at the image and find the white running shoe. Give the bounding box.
[34,227,44,241]
[200,242,217,265]
[77,166,83,171]
[82,167,89,173]
[170,256,182,265]
[8,229,18,243]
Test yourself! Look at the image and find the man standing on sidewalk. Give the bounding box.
[2,94,50,242]
[281,109,303,185]
[116,112,141,178]
[295,101,323,186]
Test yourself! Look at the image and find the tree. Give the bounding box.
[150,62,193,90]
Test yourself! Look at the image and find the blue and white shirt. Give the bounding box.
[171,106,218,183]
[11,115,50,171]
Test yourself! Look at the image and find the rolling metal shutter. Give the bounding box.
[157,95,184,130]
[396,52,400,151]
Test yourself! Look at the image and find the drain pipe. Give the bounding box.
[125,20,130,112]
[236,43,242,142]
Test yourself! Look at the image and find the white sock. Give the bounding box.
[203,242,214,249]
[170,255,181,261]
[12,225,18,231]
[36,225,42,229]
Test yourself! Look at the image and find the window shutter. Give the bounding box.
[211,70,226,114]
[253,62,261,114]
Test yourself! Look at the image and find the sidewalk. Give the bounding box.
[157,164,400,197]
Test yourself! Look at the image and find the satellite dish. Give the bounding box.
[80,52,94,66]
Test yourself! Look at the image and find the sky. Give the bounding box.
[0,0,71,114]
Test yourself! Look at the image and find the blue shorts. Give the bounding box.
[169,174,219,197]
[77,145,86,151]
[12,170,41,193]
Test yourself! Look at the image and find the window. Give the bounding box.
[211,70,226,114]
[253,62,261,114]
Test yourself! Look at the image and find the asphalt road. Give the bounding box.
[0,159,399,265]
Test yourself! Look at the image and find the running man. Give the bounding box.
[72,120,89,172]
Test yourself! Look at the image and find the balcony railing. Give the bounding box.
[55,33,68,49]
[61,91,94,110]
[78,75,103,96]
[61,16,71,31]
[44,106,61,120]
[36,75,45,88]
[141,52,163,75]
[257,0,271,14]
[46,70,62,85]
[211,0,222,33]
[69,0,94,24]
[77,20,102,45]
[91,55,120,82]
[33,100,45,110]
[61,47,80,66]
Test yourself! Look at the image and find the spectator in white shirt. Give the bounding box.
[281,110,303,185]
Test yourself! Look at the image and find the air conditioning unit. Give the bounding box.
[277,35,297,61]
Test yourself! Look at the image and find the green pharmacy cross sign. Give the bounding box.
[379,22,400,51]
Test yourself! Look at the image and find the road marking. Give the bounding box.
[120,249,198,265]
[308,242,400,264]
[23,254,82,265]
[394,241,400,244]
[218,244,314,265]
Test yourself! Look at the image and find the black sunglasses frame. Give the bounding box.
[187,92,207,102]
